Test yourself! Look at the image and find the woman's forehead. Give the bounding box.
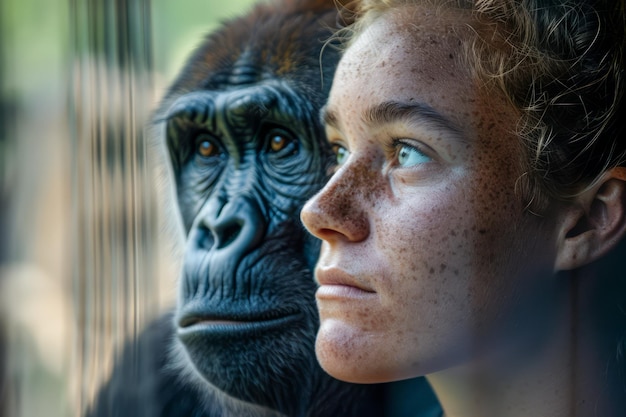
[330,7,474,111]
[358,3,472,40]
[342,5,473,71]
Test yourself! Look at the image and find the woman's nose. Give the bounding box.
[300,164,370,244]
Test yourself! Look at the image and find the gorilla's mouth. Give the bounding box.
[177,310,302,338]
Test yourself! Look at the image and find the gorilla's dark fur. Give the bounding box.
[87,1,439,416]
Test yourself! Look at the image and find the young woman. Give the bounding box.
[300,0,626,415]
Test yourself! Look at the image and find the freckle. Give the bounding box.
[440,264,447,272]
[429,267,435,274]
[478,229,487,234]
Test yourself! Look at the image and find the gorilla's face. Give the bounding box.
[161,2,341,413]
[166,81,330,405]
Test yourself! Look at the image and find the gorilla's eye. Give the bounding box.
[270,134,288,152]
[265,127,297,154]
[196,135,220,158]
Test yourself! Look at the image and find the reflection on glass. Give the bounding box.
[1,1,254,416]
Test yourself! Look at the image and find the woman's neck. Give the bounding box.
[427,270,625,417]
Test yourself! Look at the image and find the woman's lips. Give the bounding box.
[315,267,376,300]
[316,284,377,300]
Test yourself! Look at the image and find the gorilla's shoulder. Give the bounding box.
[85,312,211,417]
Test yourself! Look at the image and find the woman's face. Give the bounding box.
[301,7,563,383]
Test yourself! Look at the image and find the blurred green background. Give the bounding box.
[0,1,257,416]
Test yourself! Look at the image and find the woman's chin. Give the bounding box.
[314,319,396,383]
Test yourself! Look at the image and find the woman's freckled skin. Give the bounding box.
[300,5,562,384]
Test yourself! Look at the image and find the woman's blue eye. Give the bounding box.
[397,144,431,167]
[332,144,349,166]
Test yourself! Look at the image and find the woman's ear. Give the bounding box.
[555,167,626,271]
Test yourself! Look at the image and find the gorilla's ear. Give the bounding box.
[555,167,626,271]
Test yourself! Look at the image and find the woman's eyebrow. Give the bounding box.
[321,101,464,140]
[320,105,339,130]
[364,100,464,137]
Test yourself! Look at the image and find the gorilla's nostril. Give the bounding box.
[196,226,215,251]
[217,223,241,249]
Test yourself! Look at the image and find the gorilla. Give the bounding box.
[86,0,439,416]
